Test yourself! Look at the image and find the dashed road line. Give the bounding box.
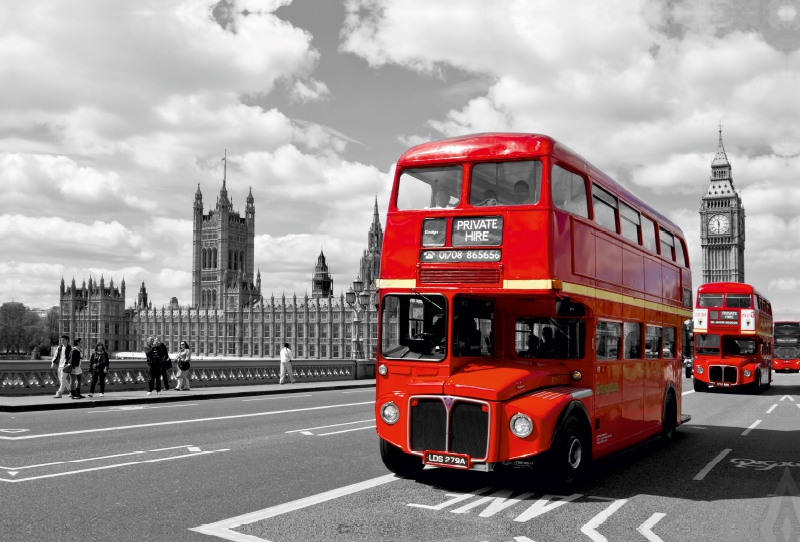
[694,448,732,480]
[0,401,374,440]
[767,404,778,414]
[87,403,198,413]
[316,425,376,436]
[342,390,374,394]
[285,419,374,434]
[580,499,628,542]
[742,420,762,436]
[637,512,667,542]
[681,390,694,396]
[242,395,311,402]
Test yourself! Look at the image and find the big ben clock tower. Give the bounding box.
[700,126,745,283]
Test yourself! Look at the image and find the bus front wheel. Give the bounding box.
[379,438,423,478]
[551,416,591,490]
[693,378,706,392]
[661,393,676,442]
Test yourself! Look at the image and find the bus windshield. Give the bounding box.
[381,294,447,360]
[723,337,756,356]
[396,166,462,210]
[695,333,720,354]
[515,317,585,359]
[775,346,800,360]
[698,294,723,308]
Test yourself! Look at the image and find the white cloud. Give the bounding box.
[290,79,331,103]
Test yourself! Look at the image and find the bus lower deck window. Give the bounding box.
[516,317,585,359]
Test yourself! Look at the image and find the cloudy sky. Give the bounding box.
[2,0,800,316]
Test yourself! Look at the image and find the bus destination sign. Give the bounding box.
[420,249,501,263]
[451,216,503,246]
[710,310,739,325]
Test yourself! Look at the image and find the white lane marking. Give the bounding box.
[1,461,64,471]
[316,425,376,437]
[0,448,228,483]
[637,512,667,542]
[681,390,694,396]
[7,471,18,476]
[514,494,582,522]
[0,401,374,440]
[68,451,145,463]
[686,426,707,430]
[767,404,778,414]
[342,390,374,394]
[694,449,732,480]
[408,487,494,510]
[242,395,312,402]
[188,446,202,452]
[0,429,29,433]
[742,420,762,436]
[285,419,374,434]
[780,395,795,401]
[88,403,198,413]
[580,499,628,542]
[796,404,800,411]
[148,445,196,452]
[190,474,400,541]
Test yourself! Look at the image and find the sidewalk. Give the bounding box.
[0,380,376,413]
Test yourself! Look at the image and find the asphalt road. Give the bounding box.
[4,375,800,542]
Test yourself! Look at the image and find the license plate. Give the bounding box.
[423,451,471,469]
[713,382,733,387]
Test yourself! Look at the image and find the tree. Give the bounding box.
[44,307,60,346]
[0,302,49,354]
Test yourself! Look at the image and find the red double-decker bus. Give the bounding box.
[374,133,692,487]
[692,283,773,391]
[773,321,800,373]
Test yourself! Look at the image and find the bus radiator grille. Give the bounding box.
[410,399,447,452]
[419,269,501,284]
[723,366,737,383]
[449,402,489,458]
[709,365,738,384]
[709,366,722,382]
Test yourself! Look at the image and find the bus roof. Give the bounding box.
[697,282,767,299]
[397,132,683,236]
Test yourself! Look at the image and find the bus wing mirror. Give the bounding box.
[556,297,585,317]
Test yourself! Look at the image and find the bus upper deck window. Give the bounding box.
[551,165,588,217]
[659,228,675,261]
[469,160,542,207]
[675,238,687,267]
[698,294,723,308]
[396,166,463,210]
[591,185,618,233]
[725,294,752,309]
[641,216,657,253]
[619,202,640,244]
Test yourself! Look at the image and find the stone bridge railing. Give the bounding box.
[0,358,375,396]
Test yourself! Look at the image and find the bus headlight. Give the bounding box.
[510,413,533,438]
[380,402,400,425]
[744,369,752,378]
[696,366,704,374]
[378,364,387,376]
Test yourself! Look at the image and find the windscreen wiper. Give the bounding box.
[411,289,443,310]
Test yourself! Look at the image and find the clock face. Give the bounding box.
[708,214,730,235]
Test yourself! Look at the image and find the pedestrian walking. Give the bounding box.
[144,336,161,395]
[50,335,72,399]
[279,342,297,384]
[173,341,191,391]
[69,338,84,399]
[87,342,109,397]
[155,337,171,391]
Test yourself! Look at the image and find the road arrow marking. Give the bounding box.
[637,512,667,542]
[580,499,628,542]
[514,493,582,522]
[780,395,795,402]
[6,472,18,476]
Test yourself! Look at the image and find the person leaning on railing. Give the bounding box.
[87,342,109,397]
[173,341,191,391]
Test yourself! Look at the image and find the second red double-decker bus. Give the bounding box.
[692,283,773,391]
[773,321,800,373]
[374,133,692,488]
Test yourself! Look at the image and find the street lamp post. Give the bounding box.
[346,277,371,360]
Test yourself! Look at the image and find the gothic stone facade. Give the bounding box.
[59,181,382,359]
[700,128,745,284]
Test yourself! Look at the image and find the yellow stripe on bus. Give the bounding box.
[375,279,417,288]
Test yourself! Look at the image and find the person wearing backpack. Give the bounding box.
[173,341,192,391]
[50,335,72,399]
[69,338,85,399]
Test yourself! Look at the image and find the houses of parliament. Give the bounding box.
[58,174,383,360]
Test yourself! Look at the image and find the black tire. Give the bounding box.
[684,367,692,379]
[662,393,676,442]
[379,438,423,478]
[693,377,706,392]
[551,415,591,490]
[750,369,764,394]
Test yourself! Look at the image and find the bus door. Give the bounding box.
[643,325,665,431]
[621,322,645,438]
[595,321,627,449]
